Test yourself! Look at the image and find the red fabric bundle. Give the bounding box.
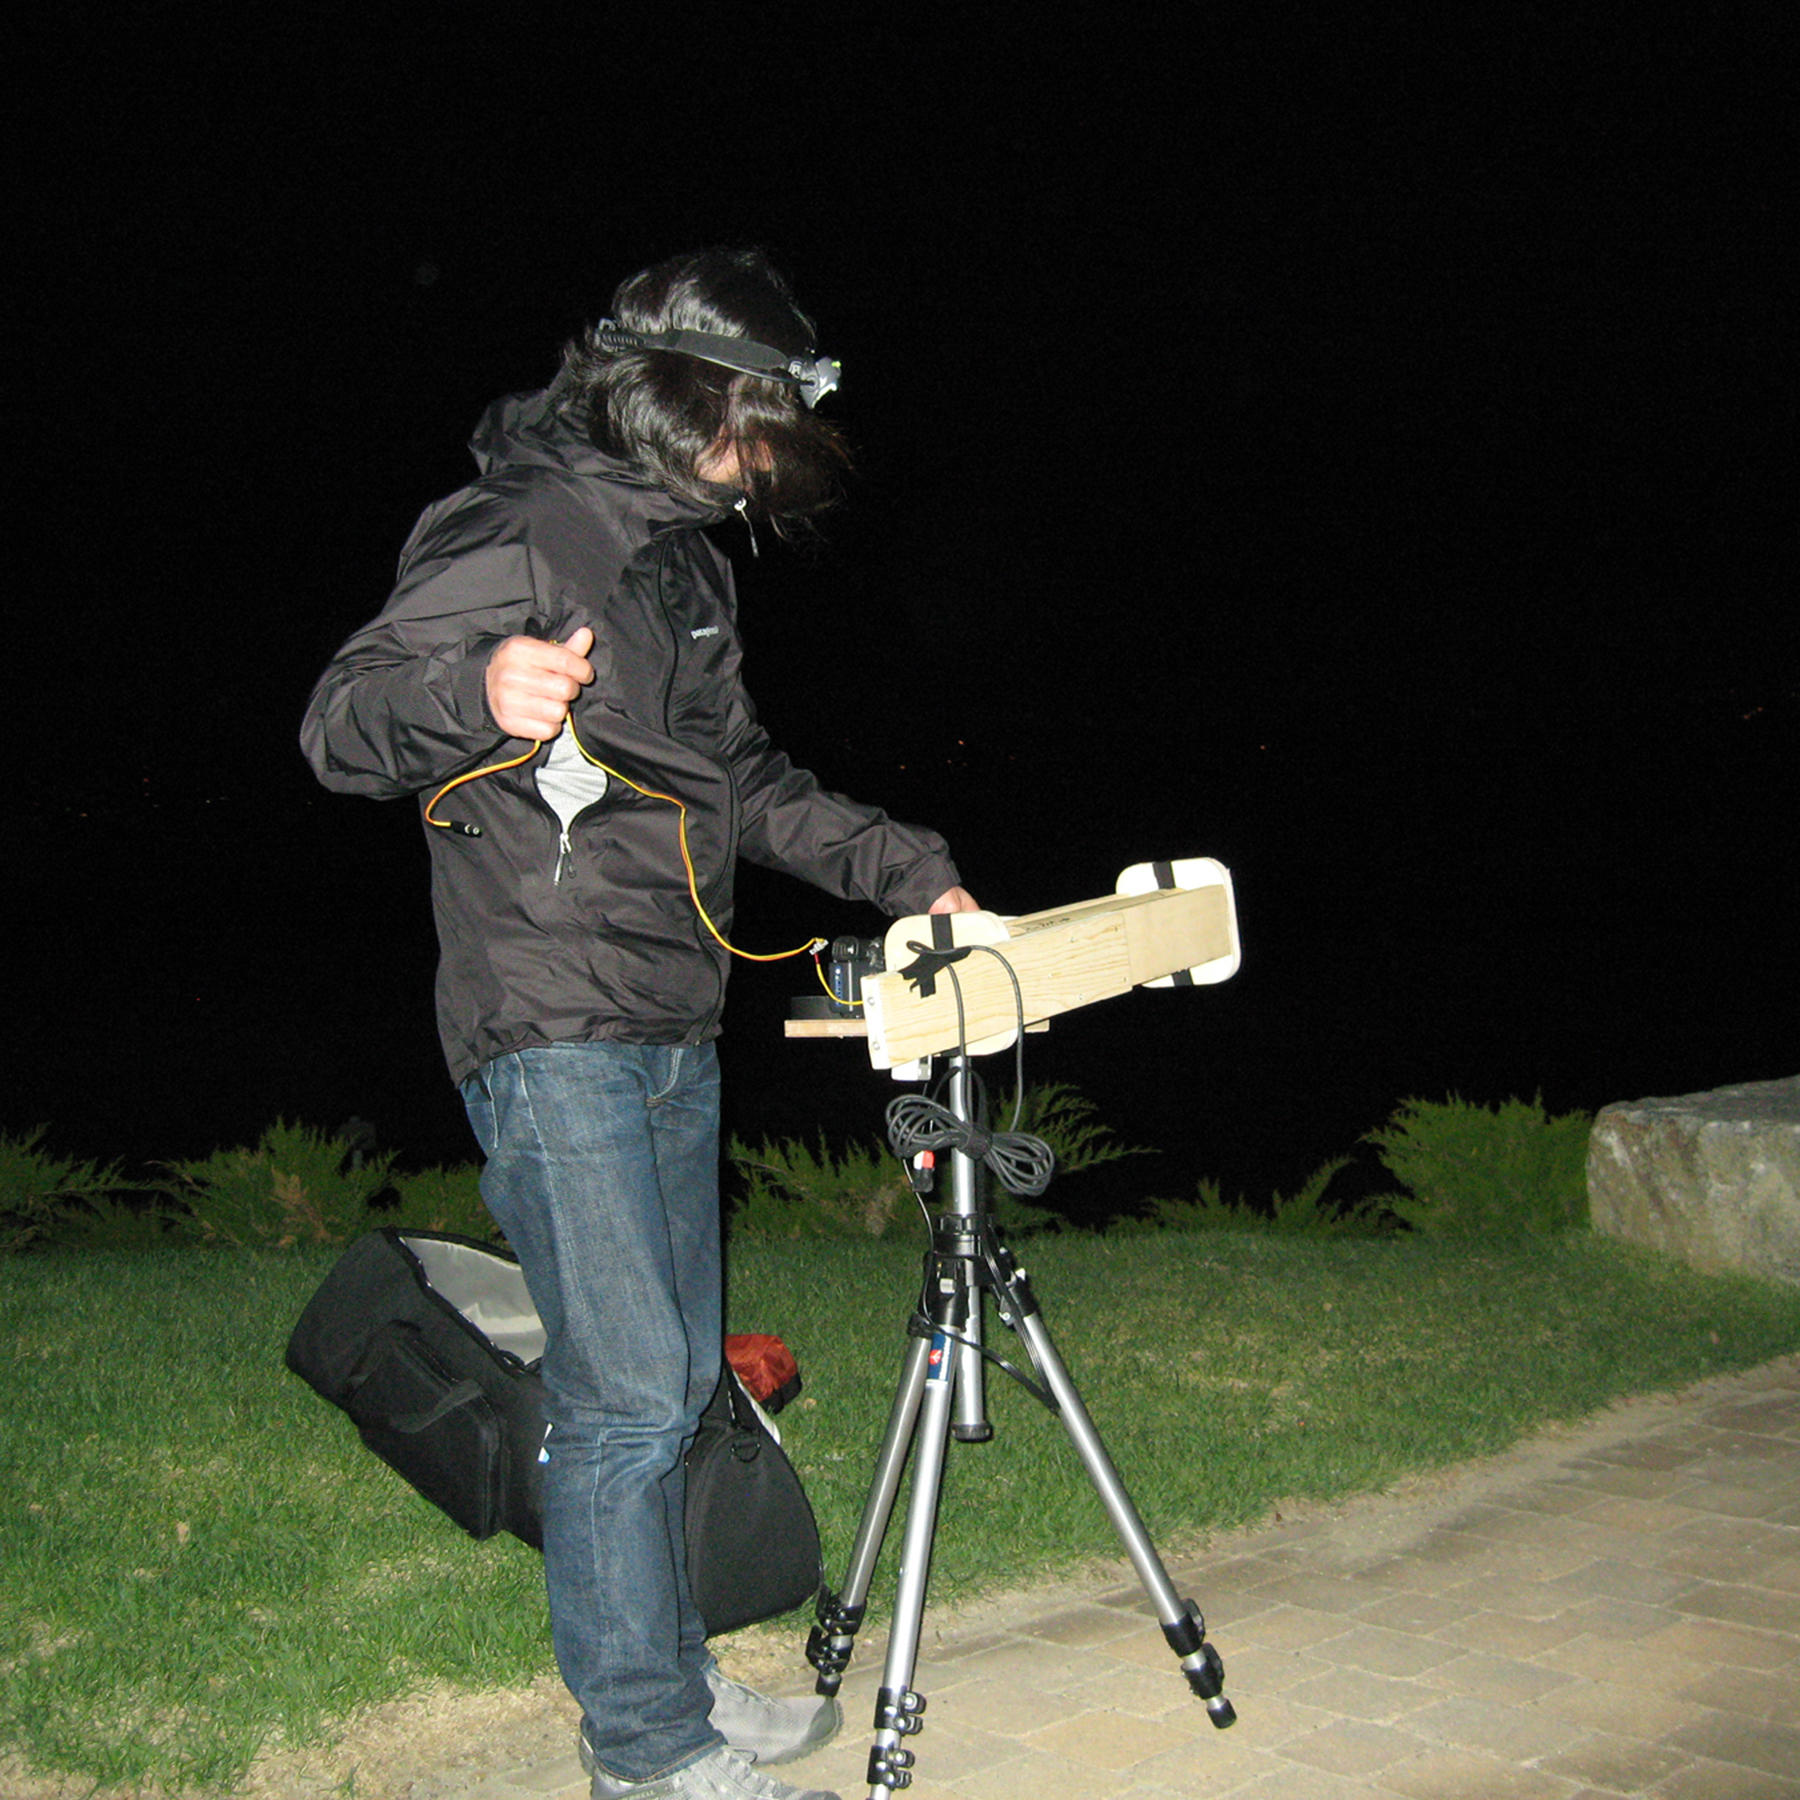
[725,1333,802,1413]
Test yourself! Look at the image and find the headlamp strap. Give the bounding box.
[594,321,841,407]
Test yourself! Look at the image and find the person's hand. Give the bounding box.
[929,886,980,914]
[485,627,595,740]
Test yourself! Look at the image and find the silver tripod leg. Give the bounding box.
[806,1333,932,1695]
[860,1319,959,1795]
[1003,1279,1233,1722]
[806,1053,1232,1798]
[806,1232,981,1795]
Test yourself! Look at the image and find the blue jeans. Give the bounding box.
[461,1042,725,1782]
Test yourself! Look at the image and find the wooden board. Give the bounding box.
[861,875,1236,1069]
[783,1017,870,1038]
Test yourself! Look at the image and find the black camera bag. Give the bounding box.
[285,1228,821,1635]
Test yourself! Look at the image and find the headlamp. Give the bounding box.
[596,322,842,409]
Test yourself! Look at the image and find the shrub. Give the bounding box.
[727,1082,1153,1239]
[728,1132,914,1238]
[46,1196,186,1251]
[387,1164,503,1241]
[1132,1157,1380,1235]
[155,1120,398,1248]
[0,1127,125,1252]
[1365,1093,1592,1236]
[1000,1082,1154,1177]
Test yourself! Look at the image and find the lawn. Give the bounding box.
[3,1230,1798,1792]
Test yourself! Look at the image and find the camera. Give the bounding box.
[827,935,885,1016]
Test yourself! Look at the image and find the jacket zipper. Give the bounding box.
[656,538,735,1042]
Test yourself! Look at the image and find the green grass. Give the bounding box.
[4,1233,1800,1793]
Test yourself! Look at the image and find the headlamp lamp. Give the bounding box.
[595,322,842,409]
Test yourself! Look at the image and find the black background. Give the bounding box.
[15,9,1793,1213]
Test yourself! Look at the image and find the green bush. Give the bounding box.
[1132,1157,1381,1235]
[0,1127,125,1252]
[728,1132,914,1237]
[155,1120,398,1248]
[727,1082,1152,1239]
[1000,1082,1154,1177]
[387,1163,503,1241]
[1365,1093,1592,1236]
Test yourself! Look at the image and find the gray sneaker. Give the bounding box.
[583,1743,841,1800]
[704,1669,841,1766]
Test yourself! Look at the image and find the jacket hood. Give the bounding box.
[468,388,729,530]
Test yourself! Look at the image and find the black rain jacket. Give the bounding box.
[301,389,960,1083]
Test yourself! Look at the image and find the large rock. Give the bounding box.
[1588,1076,1800,1286]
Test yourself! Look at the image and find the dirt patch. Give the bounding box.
[0,1622,816,1800]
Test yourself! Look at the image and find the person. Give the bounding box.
[301,247,975,1800]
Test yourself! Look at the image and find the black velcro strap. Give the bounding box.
[1150,861,1195,985]
[899,915,969,998]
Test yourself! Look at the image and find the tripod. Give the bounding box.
[804,1051,1234,1798]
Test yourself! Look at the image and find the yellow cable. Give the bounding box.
[424,741,545,831]
[425,724,824,964]
[813,951,863,1009]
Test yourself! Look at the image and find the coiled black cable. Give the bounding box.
[885,1088,1056,1196]
[882,942,1056,1197]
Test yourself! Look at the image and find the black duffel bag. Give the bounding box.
[285,1228,821,1636]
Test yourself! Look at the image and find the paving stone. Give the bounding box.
[1667,1711,1800,1780]
[1662,1513,1797,1557]
[1109,1729,1273,1797]
[1227,1654,1356,1711]
[1552,1553,1698,1605]
[1674,1662,1800,1723]
[1236,1603,1360,1653]
[1412,1649,1573,1707]
[1403,1692,1588,1762]
[1574,1494,1711,1535]
[1567,1460,1696,1500]
[924,1670,1092,1736]
[1019,1602,1144,1648]
[865,1719,1021,1784]
[1281,1670,1443,1725]
[947,1743,1139,1799]
[1444,1572,1592,1621]
[1352,1590,1477,1635]
[1327,1626,1471,1680]
[1277,1716,1431,1778]
[1428,1608,1592,1658]
[1580,1437,1707,1473]
[1253,1572,1386,1614]
[1671,1477,1800,1520]
[1552,1593,1687,1640]
[413,1355,1800,1800]
[1227,1767,1382,1799]
[1535,1729,1692,1792]
[1670,1580,1800,1636]
[1631,1612,1800,1671]
[1021,1705,1195,1770]
[1654,1758,1800,1799]
[1530,1677,1717,1741]
[1375,1746,1585,1798]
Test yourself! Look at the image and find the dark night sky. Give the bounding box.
[15,10,1794,1207]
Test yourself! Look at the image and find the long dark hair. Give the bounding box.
[557,247,850,526]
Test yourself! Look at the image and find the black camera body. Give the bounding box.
[827,935,885,1016]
